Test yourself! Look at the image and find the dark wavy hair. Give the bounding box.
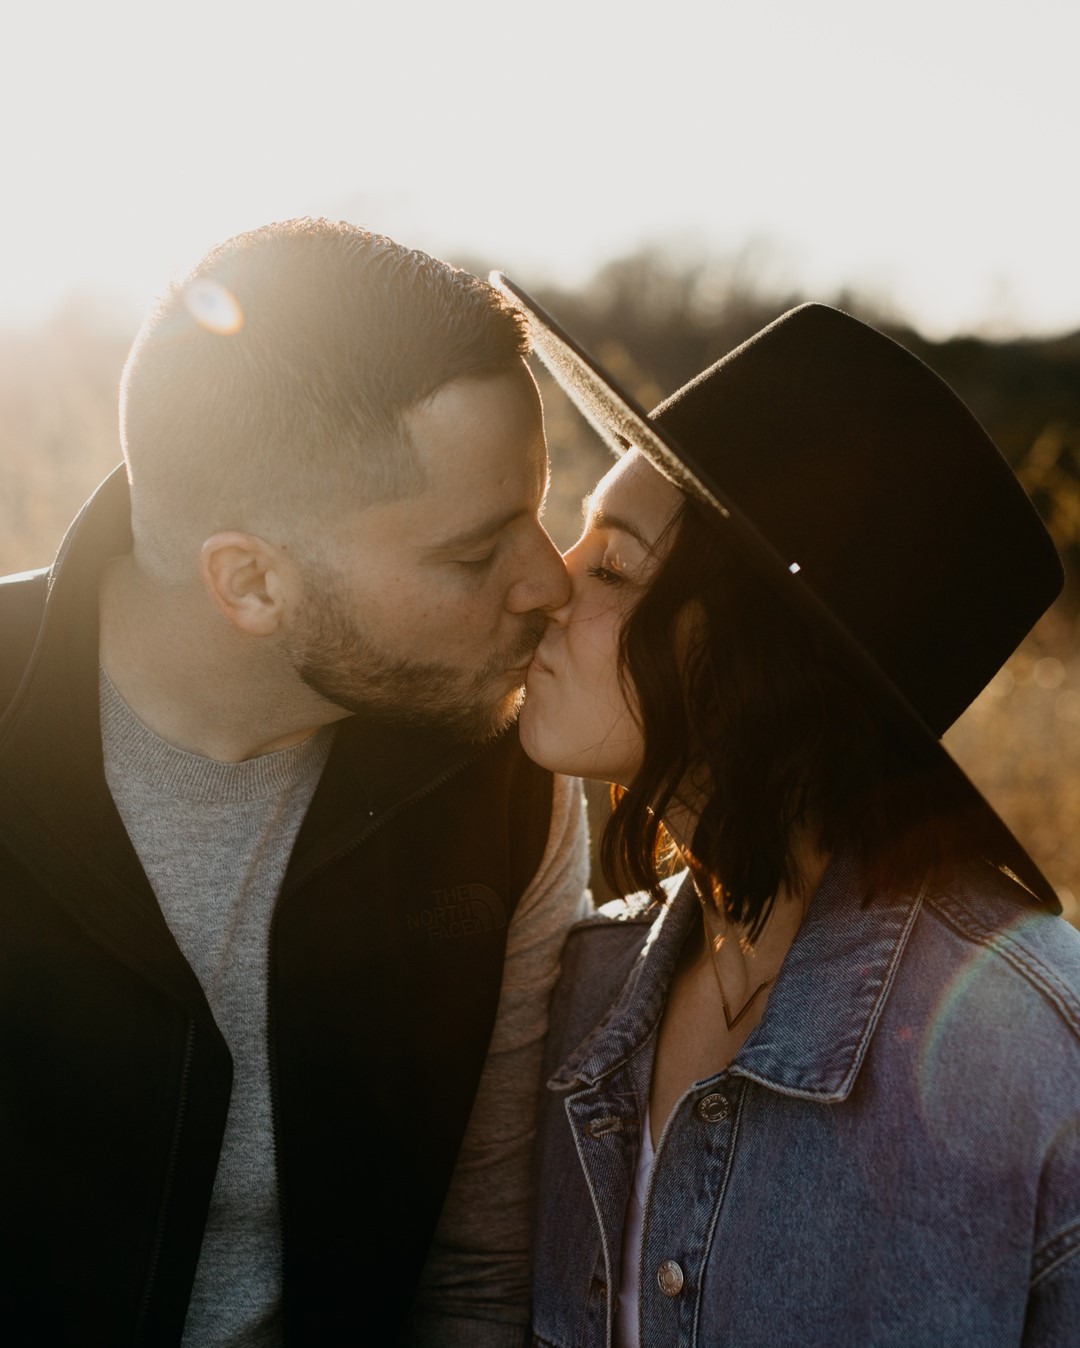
[600,492,982,937]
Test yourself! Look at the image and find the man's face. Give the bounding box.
[285,364,570,742]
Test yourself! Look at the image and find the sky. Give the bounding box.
[2,0,1078,339]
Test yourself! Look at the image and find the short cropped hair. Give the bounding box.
[120,217,529,573]
[602,497,983,937]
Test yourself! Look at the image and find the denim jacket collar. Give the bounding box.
[550,852,924,1103]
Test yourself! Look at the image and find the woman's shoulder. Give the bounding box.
[544,872,688,1080]
[556,877,674,983]
[915,860,1080,1046]
[558,871,685,967]
[576,869,689,926]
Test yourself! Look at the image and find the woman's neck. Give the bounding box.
[663,802,829,1010]
[648,814,828,1149]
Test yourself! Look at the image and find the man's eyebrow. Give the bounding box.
[427,506,526,554]
[584,500,653,552]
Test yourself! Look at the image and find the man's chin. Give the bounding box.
[432,681,525,746]
[309,677,526,747]
[487,682,526,735]
[432,679,526,746]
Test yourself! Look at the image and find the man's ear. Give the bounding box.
[199,532,297,636]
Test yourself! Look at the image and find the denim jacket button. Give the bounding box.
[697,1092,730,1123]
[657,1259,685,1297]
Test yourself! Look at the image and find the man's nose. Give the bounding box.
[506,526,571,614]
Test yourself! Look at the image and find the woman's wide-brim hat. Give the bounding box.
[491,272,1066,911]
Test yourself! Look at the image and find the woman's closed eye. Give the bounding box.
[586,562,624,585]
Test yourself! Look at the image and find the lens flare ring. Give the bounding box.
[183,277,244,335]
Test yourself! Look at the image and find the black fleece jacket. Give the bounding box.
[0,468,551,1345]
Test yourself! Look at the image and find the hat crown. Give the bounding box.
[648,303,1062,733]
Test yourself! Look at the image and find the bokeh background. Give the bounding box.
[3,0,1077,921]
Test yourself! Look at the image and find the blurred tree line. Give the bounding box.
[1,248,1077,919]
[0,297,133,575]
[525,248,1080,594]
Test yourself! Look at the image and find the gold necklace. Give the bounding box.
[699,897,775,1033]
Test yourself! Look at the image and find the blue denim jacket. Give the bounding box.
[532,856,1080,1347]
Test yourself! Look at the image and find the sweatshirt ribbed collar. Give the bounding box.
[99,667,335,805]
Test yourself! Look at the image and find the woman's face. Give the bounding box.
[520,449,684,785]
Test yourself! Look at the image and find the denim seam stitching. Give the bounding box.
[1031,1218,1080,1286]
[729,889,926,1103]
[832,885,925,1096]
[691,1080,745,1344]
[549,923,666,1089]
[570,913,656,931]
[547,989,649,1091]
[565,1091,618,1347]
[924,896,1080,1039]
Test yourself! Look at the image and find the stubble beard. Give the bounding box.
[285,582,548,745]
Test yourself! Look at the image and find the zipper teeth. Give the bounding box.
[266,744,485,1302]
[134,1018,196,1345]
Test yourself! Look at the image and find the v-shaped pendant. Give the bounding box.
[700,894,776,1034]
[720,978,773,1033]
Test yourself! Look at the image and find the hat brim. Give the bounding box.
[492,270,1061,913]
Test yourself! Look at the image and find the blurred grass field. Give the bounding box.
[2,279,1077,927]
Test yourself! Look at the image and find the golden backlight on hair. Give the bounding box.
[183,278,244,335]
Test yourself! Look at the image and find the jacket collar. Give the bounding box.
[0,466,220,1018]
[551,855,923,1103]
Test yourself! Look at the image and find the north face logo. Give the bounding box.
[407,884,507,942]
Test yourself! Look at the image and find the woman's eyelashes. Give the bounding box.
[586,561,624,585]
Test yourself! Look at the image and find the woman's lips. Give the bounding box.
[529,650,554,676]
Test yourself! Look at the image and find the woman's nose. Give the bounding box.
[542,537,591,627]
[506,523,571,614]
